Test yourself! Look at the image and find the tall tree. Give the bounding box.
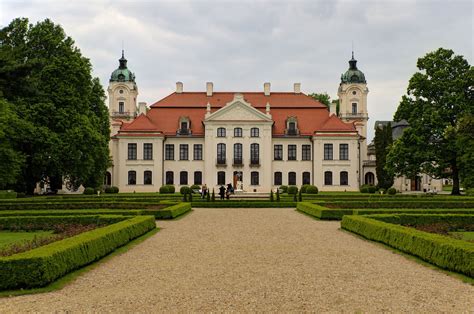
[457,114,474,189]
[374,123,394,189]
[386,48,473,195]
[0,18,110,193]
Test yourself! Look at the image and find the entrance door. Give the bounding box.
[411,177,421,191]
[233,171,243,191]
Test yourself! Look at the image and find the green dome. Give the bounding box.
[341,53,366,84]
[110,51,135,82]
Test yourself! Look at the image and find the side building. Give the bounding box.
[106,52,374,193]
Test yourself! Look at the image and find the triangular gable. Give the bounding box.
[121,114,158,131]
[204,93,273,122]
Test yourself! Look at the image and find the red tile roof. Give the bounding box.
[119,91,356,136]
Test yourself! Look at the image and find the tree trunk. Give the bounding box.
[451,163,461,195]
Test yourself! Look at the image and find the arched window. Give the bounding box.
[288,172,296,185]
[274,172,282,185]
[144,171,152,185]
[302,172,310,185]
[340,171,348,186]
[180,171,188,185]
[352,103,357,114]
[128,171,136,185]
[217,127,226,137]
[194,171,202,185]
[251,172,259,185]
[217,171,226,185]
[285,116,298,135]
[365,172,375,185]
[234,143,242,164]
[178,117,191,135]
[104,171,112,186]
[234,127,242,137]
[250,127,259,137]
[250,143,259,165]
[324,171,333,185]
[165,171,174,185]
[217,143,226,164]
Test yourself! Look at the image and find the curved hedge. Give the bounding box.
[341,214,474,277]
[0,215,156,290]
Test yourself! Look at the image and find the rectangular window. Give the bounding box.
[274,145,283,160]
[180,144,189,160]
[234,128,242,137]
[194,171,202,185]
[288,145,297,160]
[250,143,259,164]
[217,127,226,137]
[302,145,311,161]
[302,172,310,185]
[251,172,259,185]
[144,171,152,185]
[143,143,153,160]
[274,172,282,185]
[165,144,174,160]
[180,171,188,185]
[217,171,226,185]
[128,143,137,160]
[250,128,259,137]
[339,144,349,160]
[128,171,136,185]
[288,172,296,185]
[324,144,333,160]
[119,102,124,113]
[352,103,357,114]
[193,144,203,160]
[166,171,174,185]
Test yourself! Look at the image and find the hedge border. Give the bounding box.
[341,214,474,277]
[0,215,156,290]
[191,201,296,208]
[296,202,353,220]
[0,215,128,230]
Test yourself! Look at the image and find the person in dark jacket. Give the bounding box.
[219,185,226,200]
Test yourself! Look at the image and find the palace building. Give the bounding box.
[105,51,377,192]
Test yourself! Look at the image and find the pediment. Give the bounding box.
[205,94,272,122]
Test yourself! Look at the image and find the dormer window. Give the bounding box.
[285,117,299,136]
[178,117,191,135]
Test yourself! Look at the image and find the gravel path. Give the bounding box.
[1,208,473,312]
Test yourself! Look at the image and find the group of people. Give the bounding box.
[200,183,234,200]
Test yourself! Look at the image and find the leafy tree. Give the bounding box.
[374,123,394,189]
[0,18,110,193]
[308,92,331,107]
[386,48,473,195]
[457,114,474,189]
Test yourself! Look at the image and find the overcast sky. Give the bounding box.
[1,0,472,140]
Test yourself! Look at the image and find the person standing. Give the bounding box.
[219,185,226,200]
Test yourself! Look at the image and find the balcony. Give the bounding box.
[111,111,132,118]
[233,158,243,166]
[363,160,376,167]
[177,128,191,136]
[340,112,368,119]
[216,158,226,166]
[250,158,260,167]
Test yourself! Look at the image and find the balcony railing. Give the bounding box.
[363,160,376,167]
[177,128,191,135]
[340,112,368,119]
[111,111,131,117]
[250,158,260,166]
[233,158,243,166]
[216,158,226,166]
[285,129,299,136]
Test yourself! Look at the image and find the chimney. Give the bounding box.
[294,83,301,94]
[264,82,271,96]
[329,101,337,116]
[176,82,183,94]
[206,82,213,96]
[138,102,147,115]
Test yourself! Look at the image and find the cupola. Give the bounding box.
[110,50,136,82]
[340,52,366,84]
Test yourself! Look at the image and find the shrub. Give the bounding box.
[305,185,318,194]
[368,185,377,194]
[211,189,215,202]
[180,186,191,195]
[387,187,396,195]
[298,189,302,201]
[83,187,94,195]
[360,184,376,193]
[360,187,369,193]
[279,185,288,193]
[159,185,175,194]
[190,184,201,192]
[270,190,274,202]
[300,184,310,193]
[0,191,17,199]
[0,216,155,290]
[276,189,280,201]
[288,186,298,195]
[341,215,474,277]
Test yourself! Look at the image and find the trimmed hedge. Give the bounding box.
[83,187,95,195]
[192,201,296,208]
[322,200,474,209]
[288,186,298,195]
[341,214,474,277]
[159,185,175,194]
[0,215,156,290]
[297,202,353,220]
[104,186,119,194]
[387,188,396,195]
[151,203,191,219]
[306,185,319,194]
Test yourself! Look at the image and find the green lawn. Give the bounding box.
[0,231,54,248]
[449,231,474,242]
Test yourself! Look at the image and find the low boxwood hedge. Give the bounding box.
[150,203,191,218]
[297,202,353,220]
[0,215,156,290]
[341,214,474,277]
[0,191,17,199]
[321,200,474,209]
